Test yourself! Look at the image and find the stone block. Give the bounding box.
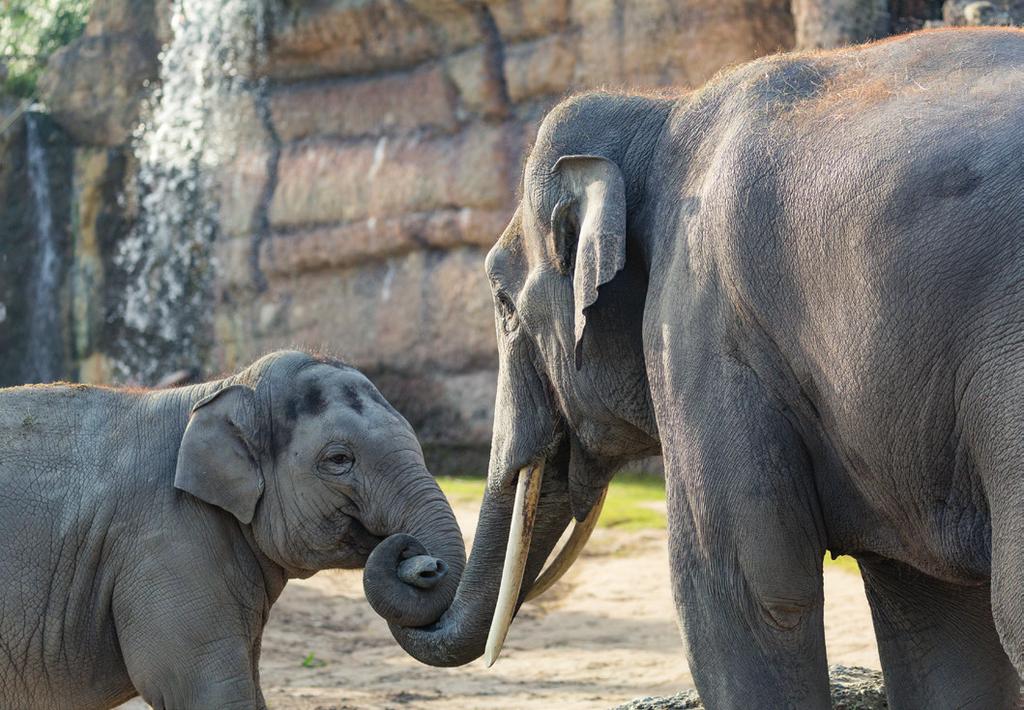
[215,145,272,237]
[250,207,509,283]
[793,0,890,49]
[38,32,160,146]
[573,0,794,89]
[214,246,496,375]
[943,0,1024,24]
[445,45,509,119]
[504,35,575,103]
[269,123,518,227]
[373,369,497,447]
[267,0,481,80]
[485,0,570,42]
[84,0,171,44]
[270,63,458,142]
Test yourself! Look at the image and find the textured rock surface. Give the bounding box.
[943,0,1024,25]
[0,109,75,386]
[613,666,888,709]
[38,32,160,147]
[210,0,796,471]
[38,0,168,147]
[24,0,969,471]
[793,0,891,48]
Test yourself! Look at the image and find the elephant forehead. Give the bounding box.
[270,367,402,454]
[489,205,547,287]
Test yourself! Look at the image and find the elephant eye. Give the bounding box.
[319,447,354,476]
[496,291,520,334]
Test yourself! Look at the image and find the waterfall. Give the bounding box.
[24,113,62,384]
[114,0,273,382]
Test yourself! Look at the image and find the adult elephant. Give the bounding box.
[365,29,1024,708]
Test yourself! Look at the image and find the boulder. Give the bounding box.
[613,666,888,709]
[266,0,482,80]
[82,0,170,43]
[269,123,520,227]
[943,0,1024,24]
[504,35,575,103]
[38,32,159,147]
[793,0,891,49]
[37,0,166,147]
[572,0,795,89]
[213,244,498,384]
[484,0,571,43]
[269,62,459,142]
[225,208,509,284]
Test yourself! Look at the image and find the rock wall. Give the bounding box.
[0,107,75,387]
[209,0,795,472]
[15,0,1015,472]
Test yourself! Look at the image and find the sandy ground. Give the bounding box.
[122,503,880,710]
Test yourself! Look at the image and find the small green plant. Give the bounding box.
[300,652,325,669]
[0,0,92,98]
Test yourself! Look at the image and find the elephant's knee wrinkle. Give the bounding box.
[758,594,817,631]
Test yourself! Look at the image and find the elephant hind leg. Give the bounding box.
[859,556,1018,710]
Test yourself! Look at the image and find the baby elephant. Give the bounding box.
[0,351,464,709]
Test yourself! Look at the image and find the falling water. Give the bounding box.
[24,113,62,383]
[114,0,273,382]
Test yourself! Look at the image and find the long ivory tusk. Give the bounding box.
[524,486,607,602]
[484,463,544,667]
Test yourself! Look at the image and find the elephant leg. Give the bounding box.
[988,479,1024,684]
[967,386,1024,683]
[117,603,265,710]
[859,556,1018,709]
[664,362,830,708]
[113,555,268,709]
[123,632,265,710]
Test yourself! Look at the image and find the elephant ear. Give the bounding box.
[551,155,627,370]
[174,384,264,524]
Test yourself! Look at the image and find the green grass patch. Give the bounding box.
[435,475,486,507]
[437,472,666,532]
[824,553,860,574]
[438,474,864,575]
[599,472,666,531]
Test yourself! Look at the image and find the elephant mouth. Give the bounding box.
[300,514,383,573]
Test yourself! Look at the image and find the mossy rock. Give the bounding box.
[613,666,887,709]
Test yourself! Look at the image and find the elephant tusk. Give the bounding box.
[524,486,607,602]
[484,462,544,667]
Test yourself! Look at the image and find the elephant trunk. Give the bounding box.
[363,453,574,667]
[362,474,467,629]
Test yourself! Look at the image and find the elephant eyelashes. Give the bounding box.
[319,448,355,476]
[551,196,578,275]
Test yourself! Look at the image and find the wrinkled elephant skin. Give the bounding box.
[368,29,1024,710]
[0,350,464,709]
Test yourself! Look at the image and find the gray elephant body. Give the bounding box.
[0,351,464,709]
[368,29,1024,708]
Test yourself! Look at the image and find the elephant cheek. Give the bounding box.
[333,516,384,569]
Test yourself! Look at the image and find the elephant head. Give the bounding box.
[363,92,672,665]
[174,350,465,627]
